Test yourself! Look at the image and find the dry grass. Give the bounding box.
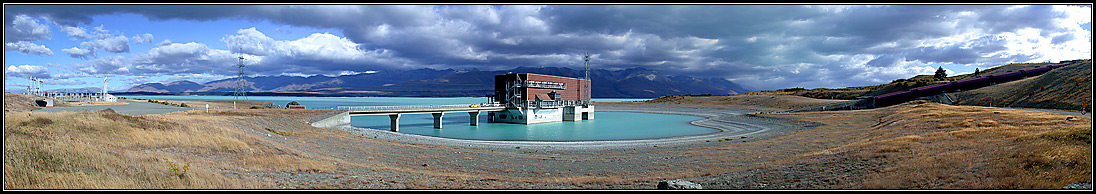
[120,97,275,109]
[5,91,1089,189]
[3,106,338,189]
[777,101,1091,189]
[953,61,1091,111]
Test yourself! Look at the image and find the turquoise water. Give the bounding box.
[116,95,711,141]
[350,112,715,141]
[118,95,648,109]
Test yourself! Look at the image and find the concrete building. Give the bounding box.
[489,73,594,124]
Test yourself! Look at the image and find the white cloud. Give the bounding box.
[62,47,95,59]
[4,41,54,56]
[5,64,51,78]
[222,27,276,56]
[222,28,412,75]
[80,35,130,53]
[74,56,129,75]
[130,42,239,75]
[61,25,97,39]
[160,73,231,84]
[43,79,86,86]
[4,15,52,43]
[132,33,154,44]
[5,5,1091,90]
[93,25,113,38]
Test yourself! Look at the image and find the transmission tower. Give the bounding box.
[234,53,247,103]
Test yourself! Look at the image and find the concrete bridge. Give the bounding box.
[310,104,506,131]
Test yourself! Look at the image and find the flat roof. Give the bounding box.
[496,73,587,80]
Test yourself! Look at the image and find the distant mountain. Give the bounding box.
[126,80,203,93]
[123,67,753,98]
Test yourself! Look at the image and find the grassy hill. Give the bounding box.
[756,60,1090,111]
[951,60,1092,111]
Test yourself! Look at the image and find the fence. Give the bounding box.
[335,103,503,110]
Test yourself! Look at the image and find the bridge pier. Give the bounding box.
[468,111,480,126]
[432,112,444,129]
[389,113,401,132]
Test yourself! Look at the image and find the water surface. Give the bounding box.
[117,95,708,141]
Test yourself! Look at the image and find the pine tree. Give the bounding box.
[974,68,980,75]
[934,67,947,78]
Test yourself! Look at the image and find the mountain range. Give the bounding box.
[122,67,753,98]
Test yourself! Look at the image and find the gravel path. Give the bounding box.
[1003,107,1091,117]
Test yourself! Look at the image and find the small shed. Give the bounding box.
[286,101,305,109]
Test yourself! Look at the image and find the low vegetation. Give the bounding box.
[754,60,1078,106]
[3,107,336,189]
[5,71,1090,190]
[952,60,1091,111]
[748,101,1091,189]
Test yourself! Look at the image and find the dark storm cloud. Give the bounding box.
[5,4,1089,90]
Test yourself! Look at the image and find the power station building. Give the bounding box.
[489,73,594,124]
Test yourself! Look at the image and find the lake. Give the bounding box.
[117,95,716,141]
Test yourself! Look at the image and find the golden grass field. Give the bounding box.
[747,101,1090,189]
[4,92,1091,189]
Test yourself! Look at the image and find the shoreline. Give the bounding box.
[331,104,813,152]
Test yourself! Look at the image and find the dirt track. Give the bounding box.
[31,100,197,115]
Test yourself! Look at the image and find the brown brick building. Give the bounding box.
[490,73,594,124]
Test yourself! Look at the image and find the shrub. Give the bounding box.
[163,158,189,178]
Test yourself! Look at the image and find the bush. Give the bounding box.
[163,158,189,178]
[778,87,807,92]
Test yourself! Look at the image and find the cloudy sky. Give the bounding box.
[3,4,1091,92]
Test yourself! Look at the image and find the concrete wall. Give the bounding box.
[563,105,594,121]
[310,111,350,128]
[489,108,563,124]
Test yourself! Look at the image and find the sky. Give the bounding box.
[3,4,1092,93]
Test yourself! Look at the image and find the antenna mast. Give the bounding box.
[584,52,590,81]
[583,52,591,105]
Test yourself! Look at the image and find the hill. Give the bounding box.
[124,67,753,98]
[754,59,1090,111]
[951,60,1092,111]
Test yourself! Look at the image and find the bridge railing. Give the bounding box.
[335,103,503,110]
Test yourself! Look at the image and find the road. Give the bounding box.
[33,101,198,115]
[1005,107,1091,117]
